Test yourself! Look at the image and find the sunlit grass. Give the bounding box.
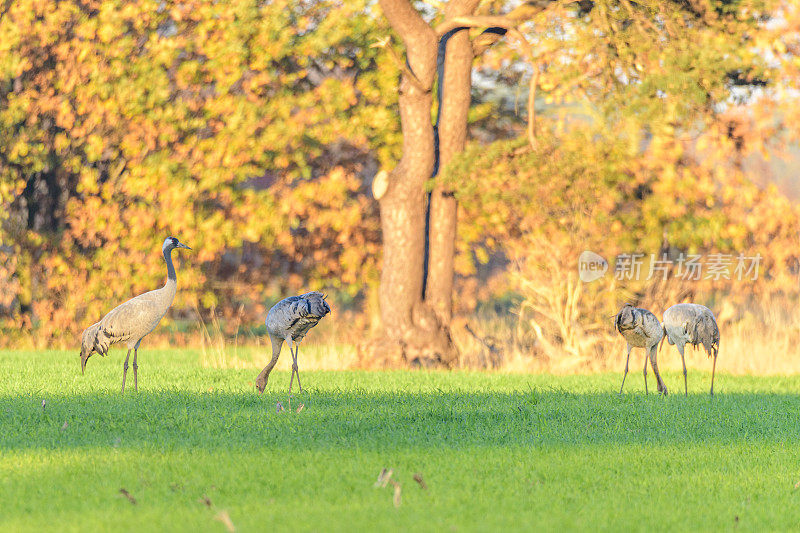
[2,349,800,531]
[197,343,358,372]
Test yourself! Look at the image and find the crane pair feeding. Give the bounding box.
[614,302,720,396]
[80,236,330,394]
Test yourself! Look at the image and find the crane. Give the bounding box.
[660,303,720,396]
[614,303,668,395]
[255,291,331,394]
[80,236,191,392]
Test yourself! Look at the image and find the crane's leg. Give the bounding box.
[619,344,632,394]
[288,341,303,394]
[133,348,139,393]
[710,348,718,396]
[292,343,303,393]
[121,349,131,394]
[649,345,667,396]
[288,341,297,395]
[678,344,687,396]
[642,350,649,395]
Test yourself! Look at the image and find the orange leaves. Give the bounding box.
[0,0,395,342]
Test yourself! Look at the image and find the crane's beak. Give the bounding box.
[177,242,191,250]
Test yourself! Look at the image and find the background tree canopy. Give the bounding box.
[1,0,798,364]
[0,0,398,342]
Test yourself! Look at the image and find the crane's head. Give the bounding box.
[163,236,192,252]
[80,345,92,375]
[79,323,100,374]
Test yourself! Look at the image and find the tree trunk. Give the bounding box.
[426,0,478,329]
[365,0,479,367]
[372,0,448,365]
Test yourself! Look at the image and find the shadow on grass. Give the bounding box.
[1,389,799,451]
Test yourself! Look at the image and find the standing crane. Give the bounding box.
[660,303,720,396]
[255,291,331,394]
[614,303,668,395]
[79,236,191,393]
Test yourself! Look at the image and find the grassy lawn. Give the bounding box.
[2,349,800,532]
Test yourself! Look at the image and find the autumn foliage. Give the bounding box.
[443,0,800,367]
[0,0,394,343]
[1,0,799,367]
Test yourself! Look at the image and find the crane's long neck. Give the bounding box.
[164,246,177,287]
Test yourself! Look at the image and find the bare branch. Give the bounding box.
[470,0,578,56]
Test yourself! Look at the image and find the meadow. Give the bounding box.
[3,348,800,532]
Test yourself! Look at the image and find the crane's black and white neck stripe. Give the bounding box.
[162,236,191,283]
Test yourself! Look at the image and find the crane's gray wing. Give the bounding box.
[641,310,664,343]
[266,292,331,339]
[692,312,720,357]
[266,296,304,333]
[98,294,156,344]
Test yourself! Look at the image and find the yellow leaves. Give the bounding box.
[84,134,104,162]
[10,140,29,159]
[201,291,218,309]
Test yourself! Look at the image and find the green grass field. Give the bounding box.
[2,349,800,532]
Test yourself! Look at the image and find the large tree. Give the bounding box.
[369,0,538,366]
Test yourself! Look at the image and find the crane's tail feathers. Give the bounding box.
[92,330,112,357]
[692,313,720,358]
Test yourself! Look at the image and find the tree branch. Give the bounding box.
[435,15,534,63]
[436,15,539,150]
[370,37,429,93]
[378,0,438,88]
